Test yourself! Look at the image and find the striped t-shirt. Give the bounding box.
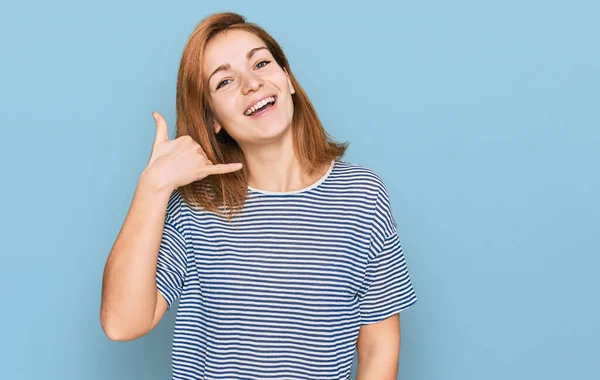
[156,158,417,380]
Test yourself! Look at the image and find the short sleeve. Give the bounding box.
[358,184,417,324]
[155,191,188,311]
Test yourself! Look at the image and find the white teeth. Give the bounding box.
[245,96,275,116]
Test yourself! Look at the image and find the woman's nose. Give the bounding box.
[241,72,263,94]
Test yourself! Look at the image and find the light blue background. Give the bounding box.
[1,1,598,379]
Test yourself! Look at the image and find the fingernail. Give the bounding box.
[152,112,157,120]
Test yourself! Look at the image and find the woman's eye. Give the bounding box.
[255,60,270,69]
[216,61,269,90]
[216,79,231,89]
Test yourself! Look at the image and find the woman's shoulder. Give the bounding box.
[333,158,390,193]
[164,188,187,227]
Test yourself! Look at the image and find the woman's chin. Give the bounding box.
[249,120,292,141]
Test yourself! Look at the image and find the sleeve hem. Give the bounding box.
[359,295,417,325]
[157,283,175,311]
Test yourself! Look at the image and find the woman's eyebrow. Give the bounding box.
[208,46,269,83]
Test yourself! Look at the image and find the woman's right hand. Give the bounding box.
[143,111,243,192]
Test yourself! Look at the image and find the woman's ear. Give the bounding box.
[283,67,295,95]
[206,104,222,134]
[214,120,222,134]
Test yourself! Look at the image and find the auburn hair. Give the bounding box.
[174,11,349,220]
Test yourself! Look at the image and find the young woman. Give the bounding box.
[101,11,417,380]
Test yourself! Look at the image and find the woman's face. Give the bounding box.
[203,29,296,145]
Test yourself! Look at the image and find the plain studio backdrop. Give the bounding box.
[0,1,598,379]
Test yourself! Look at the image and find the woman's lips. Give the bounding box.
[246,96,277,118]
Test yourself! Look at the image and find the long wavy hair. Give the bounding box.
[174,12,349,221]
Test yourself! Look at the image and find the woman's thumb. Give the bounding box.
[153,112,169,145]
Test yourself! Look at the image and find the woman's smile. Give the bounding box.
[245,95,278,119]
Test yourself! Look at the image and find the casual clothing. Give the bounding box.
[156,158,417,380]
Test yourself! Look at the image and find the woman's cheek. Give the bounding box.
[216,99,234,121]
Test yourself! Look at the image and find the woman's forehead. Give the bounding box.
[203,30,269,78]
[206,31,266,61]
